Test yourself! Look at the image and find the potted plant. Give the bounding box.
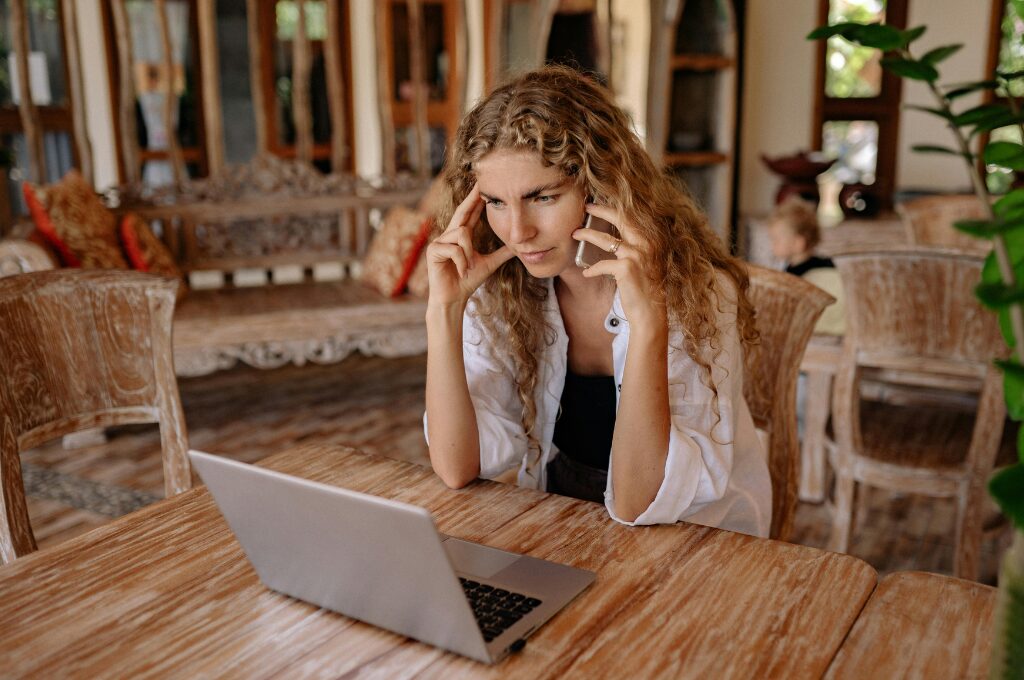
[809,17,1024,679]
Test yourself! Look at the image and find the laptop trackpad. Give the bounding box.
[442,537,521,579]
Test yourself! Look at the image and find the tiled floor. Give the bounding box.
[20,354,1010,583]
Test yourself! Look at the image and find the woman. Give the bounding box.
[424,66,770,536]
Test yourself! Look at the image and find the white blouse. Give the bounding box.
[425,274,772,538]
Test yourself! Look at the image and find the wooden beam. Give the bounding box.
[111,0,140,184]
[292,0,314,164]
[486,0,505,89]
[197,0,225,176]
[10,0,47,183]
[246,0,268,156]
[455,0,468,119]
[61,0,93,185]
[408,0,429,179]
[376,1,397,179]
[533,0,559,68]
[324,0,347,172]
[155,0,186,184]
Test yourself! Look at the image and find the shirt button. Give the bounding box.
[609,318,619,327]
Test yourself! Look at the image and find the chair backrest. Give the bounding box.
[896,195,989,255]
[744,265,836,541]
[831,247,1007,477]
[0,270,191,563]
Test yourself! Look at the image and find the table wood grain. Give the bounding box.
[825,571,996,679]
[0,444,879,678]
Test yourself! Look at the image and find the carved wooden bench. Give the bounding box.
[0,169,431,378]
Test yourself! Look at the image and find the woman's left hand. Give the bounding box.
[573,204,667,334]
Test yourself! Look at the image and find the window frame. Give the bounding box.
[812,0,908,213]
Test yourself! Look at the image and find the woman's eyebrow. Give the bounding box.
[479,180,567,203]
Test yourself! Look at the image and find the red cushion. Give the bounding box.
[391,217,433,298]
[360,206,434,298]
[119,213,186,299]
[22,182,80,267]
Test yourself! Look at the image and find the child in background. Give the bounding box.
[767,196,845,336]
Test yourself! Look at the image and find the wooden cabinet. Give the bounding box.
[648,0,742,244]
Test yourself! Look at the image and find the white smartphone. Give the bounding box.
[574,213,620,269]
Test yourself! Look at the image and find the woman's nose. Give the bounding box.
[508,210,536,244]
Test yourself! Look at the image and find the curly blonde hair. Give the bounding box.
[436,65,758,472]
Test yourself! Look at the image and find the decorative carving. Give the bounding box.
[194,213,341,260]
[109,154,430,208]
[173,329,427,377]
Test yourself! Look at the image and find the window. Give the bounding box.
[384,0,460,176]
[101,0,207,186]
[813,0,908,217]
[256,0,354,173]
[0,0,77,226]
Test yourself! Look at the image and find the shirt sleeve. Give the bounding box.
[606,278,747,526]
[422,297,528,480]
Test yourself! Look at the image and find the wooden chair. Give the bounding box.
[896,194,989,255]
[0,270,191,563]
[828,247,1009,580]
[744,265,836,541]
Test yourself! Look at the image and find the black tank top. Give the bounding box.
[551,368,617,471]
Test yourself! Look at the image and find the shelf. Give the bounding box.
[670,54,735,71]
[664,151,728,167]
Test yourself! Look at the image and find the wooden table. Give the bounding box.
[825,571,996,679]
[0,445,879,678]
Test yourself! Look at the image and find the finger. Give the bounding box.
[478,245,516,275]
[447,183,482,232]
[585,203,636,242]
[573,228,632,258]
[453,227,476,269]
[429,242,470,278]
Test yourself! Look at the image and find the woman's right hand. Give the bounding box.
[426,183,515,308]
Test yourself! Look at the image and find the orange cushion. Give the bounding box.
[119,213,186,299]
[23,170,128,269]
[22,182,80,267]
[360,206,433,298]
[407,248,429,298]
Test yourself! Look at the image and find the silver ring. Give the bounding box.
[608,239,622,255]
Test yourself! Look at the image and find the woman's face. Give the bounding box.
[474,149,587,278]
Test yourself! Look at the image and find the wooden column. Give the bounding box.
[292,0,314,164]
[61,0,93,185]
[245,0,268,156]
[111,0,141,184]
[375,1,397,179]
[533,0,559,68]
[324,0,347,172]
[645,0,683,165]
[155,0,186,184]
[197,0,225,175]
[10,0,46,183]
[486,0,505,89]
[455,0,468,116]
[408,0,429,179]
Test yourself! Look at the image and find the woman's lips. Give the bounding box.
[519,248,553,264]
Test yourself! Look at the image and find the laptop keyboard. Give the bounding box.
[459,578,542,643]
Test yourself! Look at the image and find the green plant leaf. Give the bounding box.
[921,44,963,66]
[998,361,1024,423]
[995,190,1024,218]
[977,282,1024,309]
[911,144,968,157]
[982,252,1024,348]
[986,142,1024,171]
[880,57,939,81]
[955,218,1024,238]
[944,80,999,100]
[989,464,1024,530]
[998,68,1024,81]
[806,22,862,41]
[900,25,928,46]
[954,104,1015,126]
[903,104,956,121]
[851,23,913,50]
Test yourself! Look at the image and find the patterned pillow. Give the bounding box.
[360,206,433,298]
[23,170,128,269]
[407,249,429,298]
[119,213,186,299]
[22,182,79,267]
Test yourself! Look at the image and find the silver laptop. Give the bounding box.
[189,450,595,664]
